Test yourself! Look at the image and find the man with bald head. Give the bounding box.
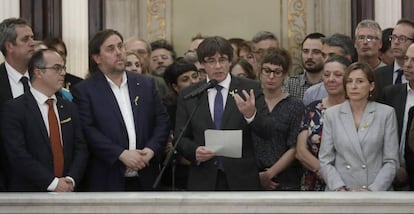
[1,49,88,191]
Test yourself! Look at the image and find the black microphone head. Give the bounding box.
[208,79,219,88]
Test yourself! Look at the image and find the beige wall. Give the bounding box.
[171,0,282,56]
[171,0,351,74]
[0,0,357,76]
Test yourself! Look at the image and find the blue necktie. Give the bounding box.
[214,85,223,129]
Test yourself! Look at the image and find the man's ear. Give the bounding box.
[172,83,179,93]
[33,68,43,79]
[92,54,101,65]
[5,41,14,53]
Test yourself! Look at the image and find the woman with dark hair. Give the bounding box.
[319,62,399,191]
[252,48,304,190]
[296,55,351,191]
[230,58,256,80]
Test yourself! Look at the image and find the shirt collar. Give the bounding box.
[105,72,128,88]
[5,61,29,84]
[30,87,57,105]
[207,73,231,90]
[394,60,402,72]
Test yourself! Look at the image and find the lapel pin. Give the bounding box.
[134,96,139,106]
[229,89,238,97]
[137,83,140,86]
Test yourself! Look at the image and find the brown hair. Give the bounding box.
[343,62,376,101]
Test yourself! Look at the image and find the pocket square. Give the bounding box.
[60,117,72,124]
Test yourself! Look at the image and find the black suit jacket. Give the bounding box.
[72,71,170,191]
[0,63,14,191]
[375,64,394,100]
[405,107,414,190]
[0,63,13,106]
[380,83,407,141]
[175,76,263,190]
[1,92,88,191]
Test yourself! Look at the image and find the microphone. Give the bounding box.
[184,79,218,100]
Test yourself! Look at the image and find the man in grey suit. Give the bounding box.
[175,36,264,190]
[0,17,35,191]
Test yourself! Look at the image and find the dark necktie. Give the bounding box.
[46,99,64,177]
[20,76,30,92]
[214,85,223,129]
[395,69,403,84]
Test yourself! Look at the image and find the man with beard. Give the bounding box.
[72,29,170,191]
[149,39,175,97]
[302,33,355,105]
[285,33,325,100]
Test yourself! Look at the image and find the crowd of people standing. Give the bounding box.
[0,16,413,192]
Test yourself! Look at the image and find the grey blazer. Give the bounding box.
[319,101,399,191]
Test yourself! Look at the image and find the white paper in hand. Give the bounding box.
[204,129,242,158]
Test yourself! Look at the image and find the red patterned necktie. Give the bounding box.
[46,99,64,177]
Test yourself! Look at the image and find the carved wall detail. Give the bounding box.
[287,0,306,75]
[146,0,167,41]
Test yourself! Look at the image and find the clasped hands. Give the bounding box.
[119,148,154,171]
[54,177,74,192]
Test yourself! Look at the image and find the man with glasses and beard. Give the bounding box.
[285,33,325,100]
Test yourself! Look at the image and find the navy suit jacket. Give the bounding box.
[72,71,170,191]
[175,76,263,190]
[1,92,88,191]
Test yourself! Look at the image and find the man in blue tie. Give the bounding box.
[175,36,265,190]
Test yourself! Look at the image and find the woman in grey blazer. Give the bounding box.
[319,62,399,191]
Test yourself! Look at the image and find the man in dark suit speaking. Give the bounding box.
[1,49,88,191]
[175,36,264,190]
[72,29,170,191]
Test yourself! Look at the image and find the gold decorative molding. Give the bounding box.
[287,0,306,75]
[146,0,167,41]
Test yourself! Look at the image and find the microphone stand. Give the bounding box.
[153,95,203,190]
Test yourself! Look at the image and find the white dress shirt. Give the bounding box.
[30,87,75,191]
[206,74,255,124]
[5,61,30,98]
[105,73,138,177]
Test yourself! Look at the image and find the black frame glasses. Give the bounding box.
[37,65,66,73]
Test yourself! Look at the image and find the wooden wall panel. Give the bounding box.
[20,0,61,39]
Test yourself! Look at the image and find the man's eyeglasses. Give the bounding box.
[204,57,229,66]
[389,35,414,43]
[37,65,66,73]
[356,35,379,42]
[261,67,284,77]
